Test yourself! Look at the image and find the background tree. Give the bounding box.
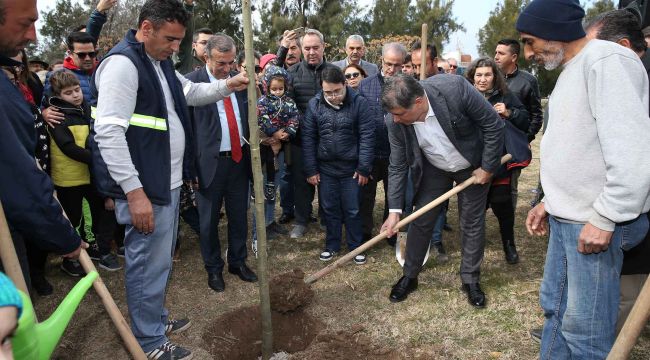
[193,1,244,45]
[408,0,465,52]
[370,0,413,39]
[584,0,616,22]
[36,0,90,62]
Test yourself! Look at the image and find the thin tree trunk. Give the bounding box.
[242,1,273,359]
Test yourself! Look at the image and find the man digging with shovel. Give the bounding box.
[380,74,504,307]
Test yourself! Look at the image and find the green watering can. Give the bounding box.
[12,271,98,360]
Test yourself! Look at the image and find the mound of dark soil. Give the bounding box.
[288,327,400,359]
[269,269,313,313]
[203,305,323,360]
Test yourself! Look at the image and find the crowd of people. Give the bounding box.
[1,0,650,359]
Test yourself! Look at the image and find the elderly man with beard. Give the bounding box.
[358,42,407,245]
[518,0,650,358]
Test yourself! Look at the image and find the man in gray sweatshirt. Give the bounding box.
[517,0,650,358]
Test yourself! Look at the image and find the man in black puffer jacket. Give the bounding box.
[286,28,331,239]
[302,66,375,264]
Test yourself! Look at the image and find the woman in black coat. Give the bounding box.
[466,57,529,265]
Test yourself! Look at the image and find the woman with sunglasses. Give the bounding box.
[344,64,367,91]
[465,57,530,265]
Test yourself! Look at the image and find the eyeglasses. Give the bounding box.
[323,88,345,98]
[73,51,96,59]
[449,64,458,69]
[345,72,360,79]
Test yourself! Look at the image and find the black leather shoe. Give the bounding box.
[389,276,418,303]
[503,240,520,264]
[228,264,258,282]
[208,272,225,292]
[278,213,294,224]
[461,283,486,308]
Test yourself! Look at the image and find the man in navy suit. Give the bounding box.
[185,33,257,293]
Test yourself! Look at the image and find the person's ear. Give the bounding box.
[141,20,153,37]
[617,38,632,50]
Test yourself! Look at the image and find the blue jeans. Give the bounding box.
[251,174,279,242]
[540,215,648,359]
[319,173,363,252]
[431,201,448,245]
[115,187,180,352]
[277,150,294,216]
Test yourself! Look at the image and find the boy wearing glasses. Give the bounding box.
[302,66,375,264]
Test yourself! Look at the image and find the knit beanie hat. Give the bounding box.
[0,272,23,318]
[516,0,586,42]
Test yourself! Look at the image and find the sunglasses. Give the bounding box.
[73,51,96,59]
[449,64,458,69]
[345,72,361,79]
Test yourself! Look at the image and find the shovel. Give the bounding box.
[305,154,512,284]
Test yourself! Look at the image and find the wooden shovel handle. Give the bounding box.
[304,154,512,284]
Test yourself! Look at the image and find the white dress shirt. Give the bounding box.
[206,66,244,152]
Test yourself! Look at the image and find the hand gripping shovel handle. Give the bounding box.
[304,154,512,284]
[78,249,147,359]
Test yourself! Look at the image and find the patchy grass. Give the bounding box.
[33,137,649,359]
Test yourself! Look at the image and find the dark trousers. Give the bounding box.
[360,157,390,237]
[261,144,276,183]
[26,240,48,281]
[487,183,514,242]
[319,173,363,252]
[55,184,115,256]
[1,230,32,289]
[404,161,490,283]
[278,149,294,216]
[196,156,249,274]
[289,143,316,226]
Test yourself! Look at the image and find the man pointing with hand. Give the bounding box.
[91,0,248,358]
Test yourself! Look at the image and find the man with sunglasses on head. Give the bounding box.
[42,31,98,126]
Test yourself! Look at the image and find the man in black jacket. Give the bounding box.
[380,74,504,307]
[286,28,330,239]
[494,39,543,209]
[0,0,85,287]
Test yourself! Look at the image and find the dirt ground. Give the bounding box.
[35,138,650,359]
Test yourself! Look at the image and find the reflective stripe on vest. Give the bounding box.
[91,107,168,131]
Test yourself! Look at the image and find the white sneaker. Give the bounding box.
[319,250,337,261]
[354,253,367,265]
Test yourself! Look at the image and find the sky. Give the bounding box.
[36,0,602,58]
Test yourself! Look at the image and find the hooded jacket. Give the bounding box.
[257,65,300,137]
[48,97,92,187]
